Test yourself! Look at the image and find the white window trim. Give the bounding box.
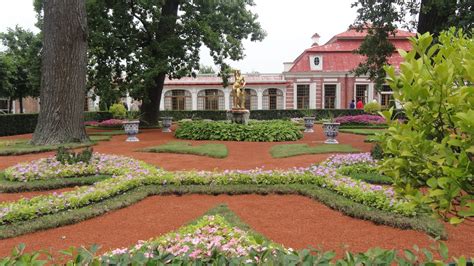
[353,83,370,102]
[295,83,310,109]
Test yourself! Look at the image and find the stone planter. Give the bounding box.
[122,120,140,142]
[227,109,250,125]
[322,122,340,144]
[161,117,173,133]
[303,117,316,133]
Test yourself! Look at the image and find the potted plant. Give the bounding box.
[122,111,141,142]
[160,116,173,133]
[322,113,340,144]
[302,109,315,133]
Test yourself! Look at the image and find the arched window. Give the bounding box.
[164,90,191,110]
[262,88,283,110]
[197,89,224,110]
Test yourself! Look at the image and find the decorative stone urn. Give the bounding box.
[227,109,250,125]
[303,117,316,133]
[161,117,173,133]
[322,122,341,144]
[122,120,140,142]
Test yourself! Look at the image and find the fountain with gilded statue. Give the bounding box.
[227,70,250,124]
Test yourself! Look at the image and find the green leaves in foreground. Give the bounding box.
[270,144,360,158]
[140,141,228,158]
[381,28,474,224]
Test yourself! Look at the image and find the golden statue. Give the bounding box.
[232,70,246,109]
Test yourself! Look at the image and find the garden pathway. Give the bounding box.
[0,194,472,258]
[0,125,373,171]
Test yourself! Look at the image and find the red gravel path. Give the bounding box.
[0,125,372,171]
[2,128,471,259]
[0,195,472,258]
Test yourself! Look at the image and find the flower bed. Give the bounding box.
[3,153,139,182]
[102,215,285,263]
[85,119,125,128]
[0,153,417,226]
[334,115,386,126]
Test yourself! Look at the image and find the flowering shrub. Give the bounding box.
[0,153,415,225]
[334,115,386,125]
[102,215,286,263]
[86,119,125,128]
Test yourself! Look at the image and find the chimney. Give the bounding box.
[311,33,320,46]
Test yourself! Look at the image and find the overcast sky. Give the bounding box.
[0,0,357,73]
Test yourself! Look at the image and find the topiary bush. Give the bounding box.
[175,120,303,142]
[364,102,382,114]
[109,103,127,119]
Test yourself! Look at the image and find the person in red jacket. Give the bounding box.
[356,100,364,109]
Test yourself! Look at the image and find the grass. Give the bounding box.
[0,172,111,192]
[339,128,385,135]
[0,136,110,156]
[140,141,228,158]
[270,144,360,158]
[0,184,446,240]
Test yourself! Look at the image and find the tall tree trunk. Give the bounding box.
[140,0,179,125]
[417,0,456,36]
[32,0,89,145]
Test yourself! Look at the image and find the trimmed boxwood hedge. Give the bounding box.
[0,112,112,137]
[175,120,303,142]
[160,109,368,121]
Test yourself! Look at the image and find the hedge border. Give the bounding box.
[0,184,446,240]
[0,174,111,193]
[0,112,112,137]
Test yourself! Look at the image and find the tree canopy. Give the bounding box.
[79,0,265,123]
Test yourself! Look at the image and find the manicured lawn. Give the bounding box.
[270,144,360,158]
[339,128,385,135]
[0,136,110,156]
[140,141,228,158]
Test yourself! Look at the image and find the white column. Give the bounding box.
[257,88,263,110]
[368,83,374,102]
[309,82,316,109]
[224,88,231,110]
[293,84,297,109]
[336,83,341,109]
[159,91,165,111]
[12,100,16,114]
[191,90,198,110]
[282,87,287,110]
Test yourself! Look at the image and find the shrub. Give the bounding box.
[334,114,386,125]
[175,120,303,142]
[364,102,382,114]
[109,103,127,119]
[371,143,384,160]
[381,29,474,224]
[56,147,93,165]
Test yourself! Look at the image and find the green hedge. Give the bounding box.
[175,120,303,142]
[0,112,112,137]
[161,109,367,121]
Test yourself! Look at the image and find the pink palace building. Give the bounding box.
[147,26,414,113]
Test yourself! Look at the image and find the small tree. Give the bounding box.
[0,26,41,113]
[380,28,474,224]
